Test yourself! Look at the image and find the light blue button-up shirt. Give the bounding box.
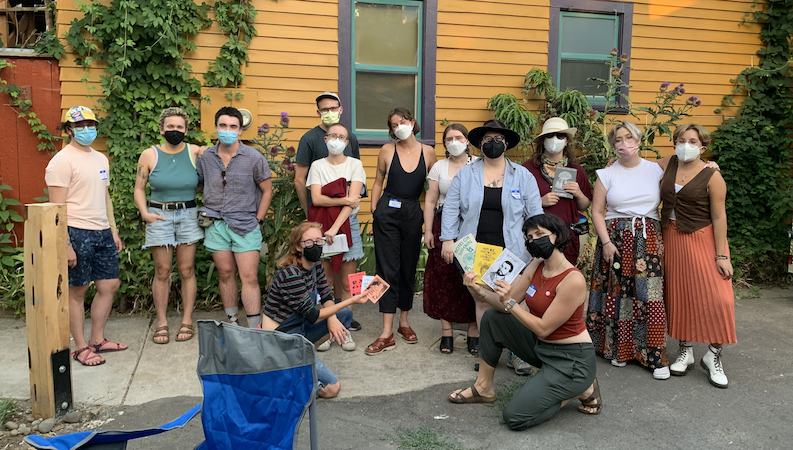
[440,158,543,264]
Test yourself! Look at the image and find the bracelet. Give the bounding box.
[715,255,729,260]
[602,241,612,247]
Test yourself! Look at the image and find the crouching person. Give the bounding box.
[260,222,368,398]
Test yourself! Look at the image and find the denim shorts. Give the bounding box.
[342,214,365,262]
[68,227,120,287]
[143,206,204,249]
[204,220,262,253]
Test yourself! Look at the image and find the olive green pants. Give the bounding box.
[479,309,597,430]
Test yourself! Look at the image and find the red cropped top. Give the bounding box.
[523,263,586,340]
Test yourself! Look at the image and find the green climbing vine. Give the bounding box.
[0,59,61,153]
[710,0,793,283]
[203,0,257,88]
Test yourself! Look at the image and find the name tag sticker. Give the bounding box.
[527,284,537,297]
[316,292,322,305]
[511,190,520,200]
[100,170,109,181]
[388,198,402,209]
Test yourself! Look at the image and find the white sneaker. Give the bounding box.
[670,342,695,376]
[701,345,728,388]
[653,366,671,380]
[341,331,356,352]
[317,339,332,352]
[611,358,627,367]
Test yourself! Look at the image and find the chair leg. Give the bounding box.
[309,399,319,450]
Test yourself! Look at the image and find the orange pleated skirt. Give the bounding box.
[664,221,737,344]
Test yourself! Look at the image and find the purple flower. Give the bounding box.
[679,83,685,87]
[286,162,295,173]
[270,145,279,156]
[281,157,291,168]
[660,82,670,92]
[258,123,270,135]
[679,87,686,94]
[694,100,702,107]
[619,53,629,63]
[280,113,290,127]
[611,67,621,77]
[610,48,618,56]
[285,146,296,158]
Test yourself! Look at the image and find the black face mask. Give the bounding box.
[164,130,185,145]
[525,235,555,260]
[482,140,506,159]
[301,244,323,263]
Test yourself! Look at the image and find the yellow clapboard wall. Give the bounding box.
[56,0,763,224]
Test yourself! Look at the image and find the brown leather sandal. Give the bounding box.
[397,326,418,343]
[448,385,496,404]
[577,378,602,415]
[152,326,170,345]
[175,323,195,342]
[365,334,395,355]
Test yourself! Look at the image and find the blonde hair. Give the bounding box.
[277,222,324,268]
[607,121,643,147]
[158,107,189,130]
[673,123,711,147]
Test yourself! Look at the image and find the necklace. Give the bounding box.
[538,258,565,293]
[484,171,503,188]
[678,163,703,183]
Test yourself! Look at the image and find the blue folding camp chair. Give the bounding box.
[25,321,319,450]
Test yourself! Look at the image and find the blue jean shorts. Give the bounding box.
[68,227,120,287]
[143,206,204,249]
[342,213,365,262]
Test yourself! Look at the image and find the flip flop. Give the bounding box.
[175,323,195,342]
[152,326,170,345]
[73,346,105,367]
[448,385,496,404]
[91,339,128,353]
[577,378,603,415]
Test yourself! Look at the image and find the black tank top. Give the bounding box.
[384,144,426,199]
[476,187,505,247]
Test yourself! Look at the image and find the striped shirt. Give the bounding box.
[263,263,333,324]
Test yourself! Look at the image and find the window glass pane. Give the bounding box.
[355,2,419,67]
[355,72,416,131]
[559,60,610,97]
[560,15,616,55]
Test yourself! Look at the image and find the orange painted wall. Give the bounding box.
[0,57,61,242]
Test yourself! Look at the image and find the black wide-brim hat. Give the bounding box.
[468,119,522,150]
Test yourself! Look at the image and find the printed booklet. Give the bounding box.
[481,249,527,290]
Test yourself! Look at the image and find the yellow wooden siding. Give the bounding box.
[56,0,763,225]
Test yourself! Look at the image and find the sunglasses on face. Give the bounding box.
[549,133,568,140]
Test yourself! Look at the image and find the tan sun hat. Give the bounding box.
[532,117,577,145]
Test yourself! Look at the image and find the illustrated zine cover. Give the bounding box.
[473,242,503,284]
[482,249,527,290]
[452,234,477,272]
[551,167,577,199]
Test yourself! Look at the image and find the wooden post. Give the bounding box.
[25,203,73,419]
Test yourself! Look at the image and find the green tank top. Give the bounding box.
[149,144,199,202]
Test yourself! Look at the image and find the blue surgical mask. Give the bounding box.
[73,127,97,146]
[217,130,239,145]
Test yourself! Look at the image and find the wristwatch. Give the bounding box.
[504,298,517,312]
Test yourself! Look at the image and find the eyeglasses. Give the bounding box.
[319,106,340,113]
[549,133,568,140]
[326,133,348,141]
[221,170,227,188]
[444,136,467,144]
[481,135,506,144]
[72,125,96,132]
[301,238,326,247]
[614,136,637,144]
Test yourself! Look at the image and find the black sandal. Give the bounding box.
[467,336,479,356]
[440,336,453,354]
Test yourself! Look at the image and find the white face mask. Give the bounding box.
[675,142,702,162]
[544,136,566,154]
[326,138,347,155]
[394,123,413,140]
[446,140,468,156]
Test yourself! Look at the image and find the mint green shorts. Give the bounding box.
[204,220,262,253]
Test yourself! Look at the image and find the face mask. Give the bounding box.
[73,127,97,146]
[525,235,555,260]
[544,136,566,154]
[326,138,346,155]
[321,111,340,126]
[301,244,323,263]
[394,124,413,141]
[675,143,701,162]
[615,141,639,159]
[164,130,185,146]
[217,130,238,146]
[482,140,506,159]
[446,140,468,157]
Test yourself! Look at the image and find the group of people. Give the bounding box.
[46,92,736,429]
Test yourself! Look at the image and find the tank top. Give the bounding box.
[660,155,715,233]
[383,144,426,199]
[476,187,505,247]
[149,144,199,202]
[524,263,586,341]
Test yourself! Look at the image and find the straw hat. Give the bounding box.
[532,117,576,145]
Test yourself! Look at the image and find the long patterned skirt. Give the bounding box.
[422,217,476,324]
[586,217,668,369]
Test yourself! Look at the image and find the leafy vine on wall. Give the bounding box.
[204,0,257,89]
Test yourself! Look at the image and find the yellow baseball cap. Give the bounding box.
[64,106,98,123]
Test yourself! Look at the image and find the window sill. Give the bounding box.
[0,49,50,58]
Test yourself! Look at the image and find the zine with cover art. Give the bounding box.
[551,167,577,199]
[360,275,389,303]
[473,242,504,284]
[452,234,477,272]
[482,249,527,290]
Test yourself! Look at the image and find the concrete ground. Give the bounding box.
[1,287,791,449]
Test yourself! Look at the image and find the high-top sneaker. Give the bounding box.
[670,341,695,376]
[700,344,728,388]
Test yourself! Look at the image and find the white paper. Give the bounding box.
[322,234,349,257]
[360,275,375,291]
[482,249,527,290]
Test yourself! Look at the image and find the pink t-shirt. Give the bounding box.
[45,144,110,230]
